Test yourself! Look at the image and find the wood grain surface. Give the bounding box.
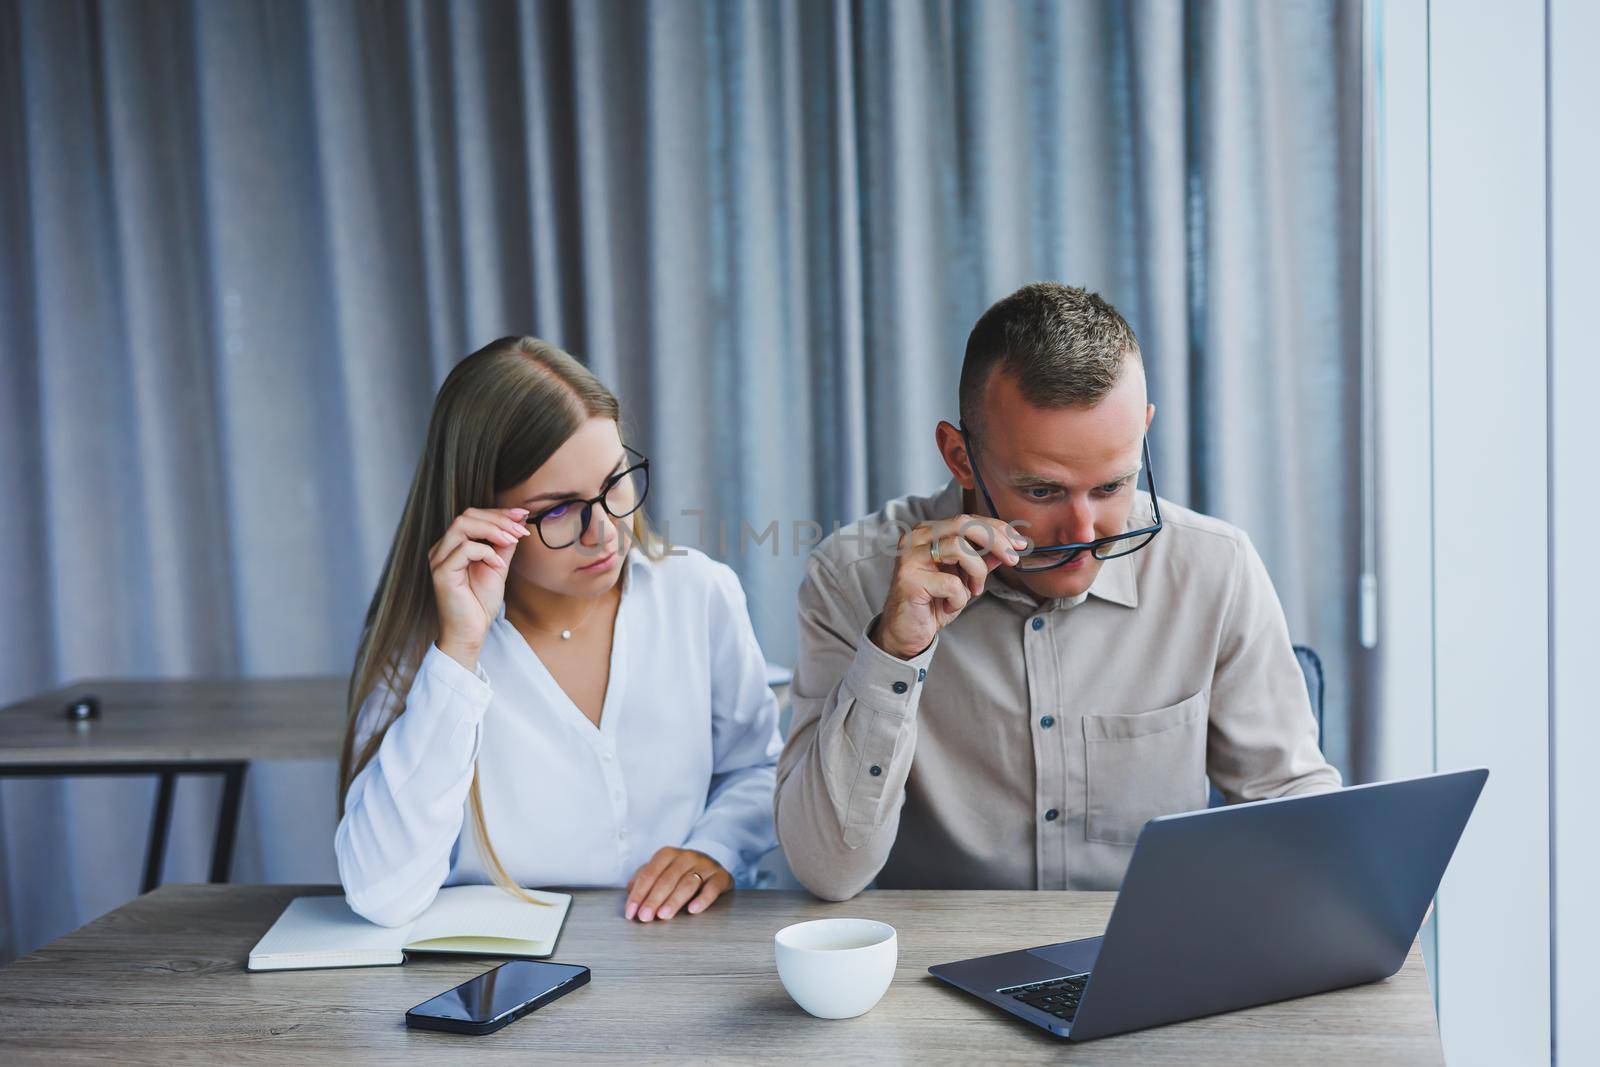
[0,884,1442,1065]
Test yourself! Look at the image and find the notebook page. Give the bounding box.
[247,896,409,970]
[405,885,571,951]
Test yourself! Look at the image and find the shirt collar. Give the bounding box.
[931,478,1142,612]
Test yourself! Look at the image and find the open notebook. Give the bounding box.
[247,886,572,972]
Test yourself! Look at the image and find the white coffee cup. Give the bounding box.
[773,917,898,1019]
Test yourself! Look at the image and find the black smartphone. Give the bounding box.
[405,960,591,1036]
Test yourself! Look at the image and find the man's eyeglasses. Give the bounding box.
[528,445,651,550]
[959,423,1162,573]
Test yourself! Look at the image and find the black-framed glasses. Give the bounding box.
[528,445,651,550]
[959,422,1162,572]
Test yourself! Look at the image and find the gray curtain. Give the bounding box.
[0,0,1363,961]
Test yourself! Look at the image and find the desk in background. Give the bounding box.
[0,669,795,895]
[0,676,346,890]
[0,885,1442,1065]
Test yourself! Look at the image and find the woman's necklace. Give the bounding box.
[511,594,605,641]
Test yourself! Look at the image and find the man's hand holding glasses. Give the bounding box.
[869,515,1028,661]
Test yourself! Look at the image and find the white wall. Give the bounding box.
[1373,1,1599,1063]
[1428,2,1550,1062]
[1369,0,1432,787]
[1549,1,1600,1063]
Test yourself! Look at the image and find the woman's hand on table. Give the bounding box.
[624,847,733,922]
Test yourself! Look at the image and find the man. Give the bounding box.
[776,282,1339,900]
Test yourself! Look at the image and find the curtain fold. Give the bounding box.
[0,0,1363,961]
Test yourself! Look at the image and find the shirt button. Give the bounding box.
[1040,715,1055,729]
[892,681,908,694]
[869,764,882,777]
[601,749,614,762]
[917,668,926,682]
[1044,809,1059,822]
[1031,617,1045,631]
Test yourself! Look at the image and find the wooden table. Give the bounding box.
[0,884,1442,1065]
[0,677,345,890]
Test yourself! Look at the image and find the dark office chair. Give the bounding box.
[1207,644,1325,808]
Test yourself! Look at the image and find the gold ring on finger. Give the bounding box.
[930,537,943,562]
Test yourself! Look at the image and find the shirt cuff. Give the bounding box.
[842,616,938,715]
[422,642,494,715]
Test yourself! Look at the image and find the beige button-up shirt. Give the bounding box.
[775,480,1340,900]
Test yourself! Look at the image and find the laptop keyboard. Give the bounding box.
[998,972,1090,1022]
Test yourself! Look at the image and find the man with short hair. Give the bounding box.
[776,282,1339,901]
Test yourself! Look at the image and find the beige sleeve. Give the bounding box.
[1205,533,1344,803]
[774,552,937,901]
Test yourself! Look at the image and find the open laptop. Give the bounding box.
[929,768,1487,1042]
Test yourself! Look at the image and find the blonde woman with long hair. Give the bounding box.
[336,337,781,926]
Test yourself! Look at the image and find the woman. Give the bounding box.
[336,336,781,927]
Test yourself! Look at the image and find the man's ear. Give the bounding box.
[1144,402,1155,432]
[935,420,976,489]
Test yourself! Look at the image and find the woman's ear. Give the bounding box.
[934,420,976,488]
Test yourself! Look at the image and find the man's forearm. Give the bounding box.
[775,637,930,899]
[775,730,903,901]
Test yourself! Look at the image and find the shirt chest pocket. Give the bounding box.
[1082,690,1210,846]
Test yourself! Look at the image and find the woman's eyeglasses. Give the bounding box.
[528,445,650,550]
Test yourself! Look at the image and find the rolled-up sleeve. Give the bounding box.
[1205,533,1343,803]
[775,553,936,901]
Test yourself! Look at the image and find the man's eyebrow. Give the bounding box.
[1011,465,1141,489]
[521,456,626,505]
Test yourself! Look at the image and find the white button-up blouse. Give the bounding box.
[336,547,783,927]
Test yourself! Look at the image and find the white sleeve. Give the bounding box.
[680,563,783,886]
[334,644,493,927]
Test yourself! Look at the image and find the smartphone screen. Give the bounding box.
[411,960,589,1026]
